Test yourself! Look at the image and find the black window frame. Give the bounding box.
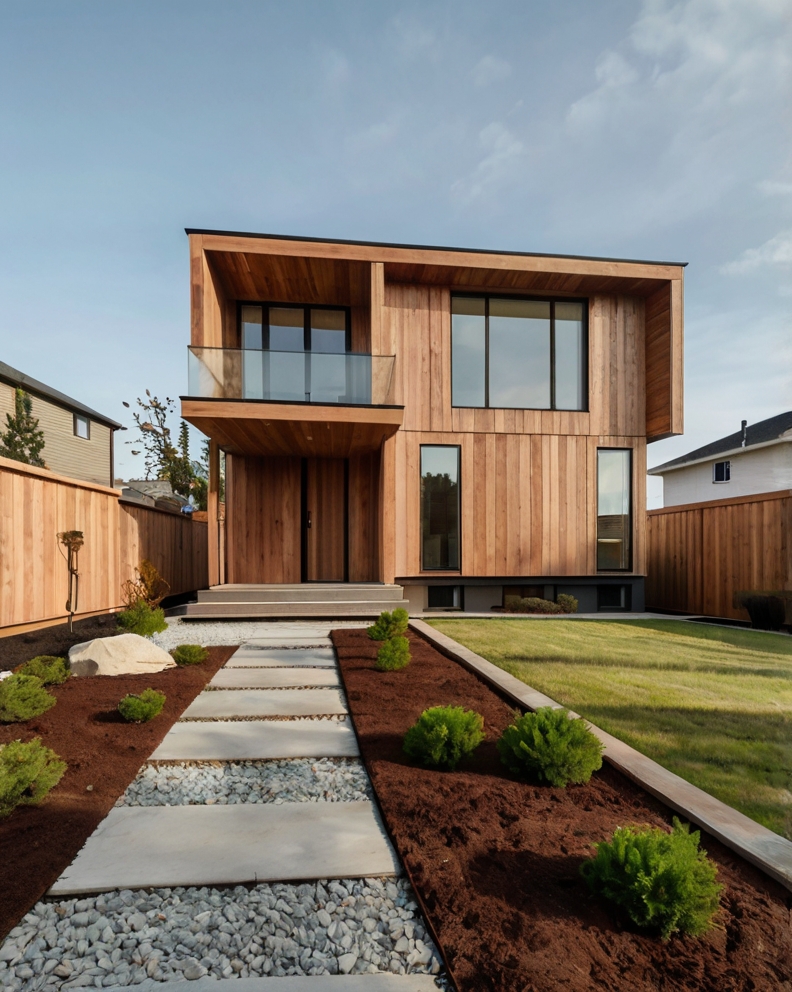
[73,413,90,440]
[237,301,352,353]
[713,460,731,483]
[420,443,462,572]
[450,292,589,411]
[596,446,633,573]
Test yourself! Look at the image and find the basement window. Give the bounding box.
[713,460,730,483]
[73,414,90,440]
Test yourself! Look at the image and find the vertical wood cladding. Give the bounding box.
[645,281,684,440]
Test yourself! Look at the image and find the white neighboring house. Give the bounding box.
[649,411,792,507]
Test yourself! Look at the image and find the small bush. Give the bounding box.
[376,635,411,671]
[741,594,786,631]
[170,644,208,667]
[497,707,604,787]
[557,594,579,614]
[17,655,70,685]
[0,675,57,724]
[118,688,166,723]
[0,738,67,818]
[367,608,409,641]
[117,601,167,637]
[403,705,486,771]
[121,558,170,609]
[580,818,722,939]
[504,596,563,614]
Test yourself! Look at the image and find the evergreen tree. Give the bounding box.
[0,388,46,467]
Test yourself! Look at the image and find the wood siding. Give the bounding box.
[646,491,792,619]
[645,280,684,440]
[0,457,207,631]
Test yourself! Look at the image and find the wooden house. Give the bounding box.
[181,230,684,615]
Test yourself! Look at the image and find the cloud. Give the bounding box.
[721,229,792,274]
[450,122,525,202]
[471,55,512,88]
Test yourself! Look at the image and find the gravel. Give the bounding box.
[121,759,372,807]
[152,619,364,651]
[0,879,445,989]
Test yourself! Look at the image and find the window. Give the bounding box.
[597,449,632,570]
[451,295,586,410]
[73,413,90,439]
[598,585,631,611]
[713,460,730,483]
[421,446,460,570]
[427,586,463,609]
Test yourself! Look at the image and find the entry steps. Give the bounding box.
[175,583,407,619]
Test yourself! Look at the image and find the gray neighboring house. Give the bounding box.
[649,410,792,506]
[0,361,122,487]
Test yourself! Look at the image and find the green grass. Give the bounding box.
[428,618,792,839]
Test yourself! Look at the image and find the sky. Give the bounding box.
[1,0,790,506]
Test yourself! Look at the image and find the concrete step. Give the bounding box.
[180,600,406,618]
[197,584,405,604]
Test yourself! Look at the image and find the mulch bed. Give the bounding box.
[332,627,792,992]
[0,643,234,941]
[0,614,123,673]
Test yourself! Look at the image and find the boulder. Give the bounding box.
[69,634,176,677]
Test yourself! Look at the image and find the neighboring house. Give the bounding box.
[121,479,192,513]
[0,362,121,487]
[649,411,792,507]
[181,230,684,613]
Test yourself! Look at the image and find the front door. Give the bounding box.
[304,458,347,581]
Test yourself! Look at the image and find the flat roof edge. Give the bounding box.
[185,228,688,269]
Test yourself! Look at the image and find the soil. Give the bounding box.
[332,627,792,992]
[0,614,124,673]
[0,644,234,941]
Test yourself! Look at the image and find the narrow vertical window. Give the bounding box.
[597,449,632,571]
[451,297,486,407]
[421,446,460,570]
[241,306,263,350]
[268,307,306,401]
[241,306,264,399]
[554,302,585,410]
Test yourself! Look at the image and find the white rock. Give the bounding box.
[69,634,176,677]
[337,951,358,974]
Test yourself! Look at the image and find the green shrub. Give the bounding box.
[504,596,563,614]
[580,818,722,939]
[18,655,70,685]
[116,601,167,637]
[375,635,411,671]
[740,594,786,631]
[404,705,486,771]
[0,675,57,724]
[556,594,579,614]
[0,738,67,818]
[367,608,409,641]
[170,644,208,666]
[118,688,166,723]
[497,706,603,787]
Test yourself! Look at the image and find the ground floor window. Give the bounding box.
[597,448,632,570]
[421,445,460,570]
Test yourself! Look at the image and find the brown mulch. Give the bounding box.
[0,644,234,941]
[332,627,792,992]
[0,614,123,673]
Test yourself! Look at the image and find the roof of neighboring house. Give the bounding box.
[0,361,123,430]
[649,410,792,475]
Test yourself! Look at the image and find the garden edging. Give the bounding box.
[410,618,792,893]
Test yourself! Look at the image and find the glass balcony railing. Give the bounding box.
[188,347,396,406]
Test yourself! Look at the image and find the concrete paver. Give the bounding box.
[181,688,347,719]
[150,718,359,761]
[209,667,340,689]
[226,647,337,667]
[49,801,399,895]
[77,976,438,991]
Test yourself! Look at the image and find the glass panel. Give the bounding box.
[243,350,264,399]
[451,296,486,407]
[241,306,263,350]
[554,302,585,410]
[311,309,347,353]
[266,351,307,401]
[309,353,347,403]
[421,446,460,570]
[269,307,305,351]
[489,299,550,408]
[597,449,631,570]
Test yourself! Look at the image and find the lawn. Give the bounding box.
[427,618,792,839]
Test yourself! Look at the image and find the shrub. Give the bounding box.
[557,594,579,614]
[118,688,166,723]
[121,558,170,609]
[580,818,722,939]
[367,608,409,641]
[740,594,786,632]
[504,596,563,614]
[117,601,167,637]
[0,738,67,818]
[17,655,70,685]
[497,707,603,787]
[0,675,57,724]
[376,635,411,671]
[403,705,486,771]
[170,644,208,667]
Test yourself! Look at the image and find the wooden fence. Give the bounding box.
[0,456,208,633]
[646,490,792,620]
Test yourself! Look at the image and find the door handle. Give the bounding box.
[307,510,312,529]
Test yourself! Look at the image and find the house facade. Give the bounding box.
[181,231,684,614]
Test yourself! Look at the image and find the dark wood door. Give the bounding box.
[305,458,346,581]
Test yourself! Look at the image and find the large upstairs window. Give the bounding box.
[451,295,587,410]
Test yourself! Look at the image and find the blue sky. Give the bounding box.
[1,0,790,504]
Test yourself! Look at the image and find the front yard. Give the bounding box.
[428,618,792,839]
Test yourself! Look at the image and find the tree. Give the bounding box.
[0,388,46,467]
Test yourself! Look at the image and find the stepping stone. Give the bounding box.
[227,648,337,668]
[181,688,347,719]
[210,668,340,689]
[244,636,333,649]
[93,975,439,991]
[49,801,400,894]
[149,718,360,761]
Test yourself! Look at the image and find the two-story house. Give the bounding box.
[180,230,684,616]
